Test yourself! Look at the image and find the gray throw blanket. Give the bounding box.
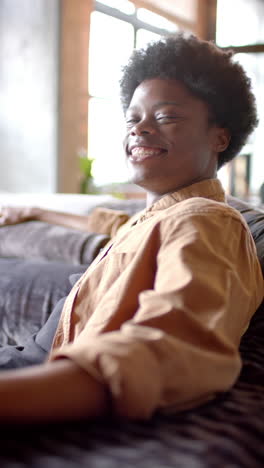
[0,222,110,265]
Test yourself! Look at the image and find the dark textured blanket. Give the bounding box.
[0,222,110,345]
[0,301,263,467]
[0,258,87,345]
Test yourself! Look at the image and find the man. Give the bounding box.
[0,34,263,423]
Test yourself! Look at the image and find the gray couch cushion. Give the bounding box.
[0,222,110,265]
[227,195,264,274]
[0,258,87,345]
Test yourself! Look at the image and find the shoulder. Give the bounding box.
[164,197,248,228]
[158,197,253,248]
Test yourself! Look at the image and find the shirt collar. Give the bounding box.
[134,179,226,224]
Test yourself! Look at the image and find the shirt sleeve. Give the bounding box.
[50,210,264,420]
[86,207,130,238]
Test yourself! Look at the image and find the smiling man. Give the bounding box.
[124,78,229,205]
[0,34,263,423]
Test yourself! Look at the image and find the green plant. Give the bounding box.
[78,151,95,194]
[79,155,94,179]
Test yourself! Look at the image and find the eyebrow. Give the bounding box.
[152,101,183,109]
[127,101,183,113]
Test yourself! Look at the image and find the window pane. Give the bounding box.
[232,53,264,196]
[217,0,264,46]
[96,0,135,15]
[137,8,178,32]
[89,11,134,98]
[217,165,231,193]
[88,98,129,185]
[136,29,161,49]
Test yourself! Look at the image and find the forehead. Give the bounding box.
[129,78,191,108]
[127,78,209,119]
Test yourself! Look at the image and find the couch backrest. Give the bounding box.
[227,195,264,275]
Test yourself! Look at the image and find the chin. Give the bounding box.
[127,169,145,186]
[129,174,151,190]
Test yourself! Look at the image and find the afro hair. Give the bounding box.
[120,34,258,168]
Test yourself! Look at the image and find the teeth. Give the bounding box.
[131,147,163,157]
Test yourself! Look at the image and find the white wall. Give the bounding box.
[0,0,60,192]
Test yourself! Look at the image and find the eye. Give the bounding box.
[125,117,139,127]
[156,114,179,122]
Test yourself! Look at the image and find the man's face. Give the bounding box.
[124,78,229,196]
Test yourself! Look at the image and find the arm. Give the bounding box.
[0,206,92,232]
[50,208,264,420]
[0,359,109,423]
[0,206,130,236]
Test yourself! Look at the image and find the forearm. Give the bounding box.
[0,360,109,423]
[34,208,91,232]
[0,205,130,236]
[37,207,130,236]
[0,206,91,231]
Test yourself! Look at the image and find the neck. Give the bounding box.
[145,174,218,208]
[146,192,164,208]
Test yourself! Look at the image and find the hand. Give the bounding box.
[0,206,36,226]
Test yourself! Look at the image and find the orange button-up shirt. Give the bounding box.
[49,179,263,419]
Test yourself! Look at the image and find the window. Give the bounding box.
[88,1,190,187]
[216,0,264,47]
[216,0,264,200]
[233,53,264,196]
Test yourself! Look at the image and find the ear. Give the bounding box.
[212,128,231,153]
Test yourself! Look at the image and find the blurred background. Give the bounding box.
[0,0,263,202]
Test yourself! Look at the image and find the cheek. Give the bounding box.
[168,131,198,156]
[169,132,212,167]
[123,134,128,153]
[176,129,211,153]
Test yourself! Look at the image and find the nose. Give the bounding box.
[130,118,156,136]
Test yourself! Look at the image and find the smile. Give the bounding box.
[128,146,167,162]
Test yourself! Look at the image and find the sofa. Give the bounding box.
[0,191,263,467]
